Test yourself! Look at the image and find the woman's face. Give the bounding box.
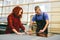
[18,9,23,16]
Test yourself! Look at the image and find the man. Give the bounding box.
[30,6,49,37]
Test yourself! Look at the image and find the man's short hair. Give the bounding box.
[35,6,40,11]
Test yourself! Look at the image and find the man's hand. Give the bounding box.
[26,29,33,35]
[39,29,44,33]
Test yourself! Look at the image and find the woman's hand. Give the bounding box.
[16,32,25,35]
[16,32,22,35]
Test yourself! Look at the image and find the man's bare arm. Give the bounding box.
[43,20,49,31]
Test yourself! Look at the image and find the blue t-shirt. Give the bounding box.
[32,12,49,22]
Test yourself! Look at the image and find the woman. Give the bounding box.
[5,6,25,34]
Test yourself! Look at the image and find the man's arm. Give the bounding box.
[27,15,36,34]
[39,13,49,33]
[39,20,49,33]
[26,21,34,35]
[43,20,49,31]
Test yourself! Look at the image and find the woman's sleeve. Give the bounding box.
[8,16,15,29]
[19,21,25,30]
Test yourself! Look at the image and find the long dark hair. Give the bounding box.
[12,6,23,18]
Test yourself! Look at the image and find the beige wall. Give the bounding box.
[48,0,60,33]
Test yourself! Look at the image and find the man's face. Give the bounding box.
[35,8,41,15]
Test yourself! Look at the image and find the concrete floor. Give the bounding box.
[0,34,60,40]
